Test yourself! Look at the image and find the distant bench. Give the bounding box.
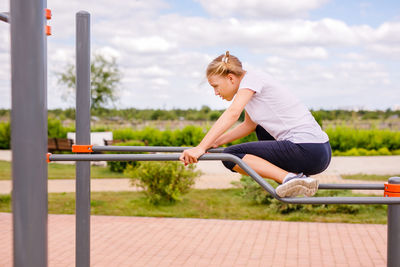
[103,139,149,146]
[48,138,74,153]
[48,135,148,153]
[103,139,125,146]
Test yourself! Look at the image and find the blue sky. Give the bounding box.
[0,0,399,110]
[310,0,400,26]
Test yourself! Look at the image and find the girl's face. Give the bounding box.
[208,74,240,101]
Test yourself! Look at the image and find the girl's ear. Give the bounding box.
[227,73,235,83]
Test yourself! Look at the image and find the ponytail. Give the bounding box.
[206,51,245,78]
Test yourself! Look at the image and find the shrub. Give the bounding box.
[125,161,201,204]
[111,125,400,156]
[48,117,68,138]
[174,125,205,146]
[235,176,361,215]
[113,125,206,147]
[232,175,274,205]
[332,147,394,156]
[0,122,11,149]
[326,126,400,152]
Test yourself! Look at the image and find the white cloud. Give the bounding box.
[1,0,399,110]
[94,46,121,61]
[112,36,177,54]
[266,46,329,59]
[261,57,398,109]
[341,52,366,61]
[374,22,400,43]
[196,0,329,18]
[130,66,173,78]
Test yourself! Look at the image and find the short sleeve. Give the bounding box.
[238,72,263,94]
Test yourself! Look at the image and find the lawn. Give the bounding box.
[341,173,400,181]
[0,189,387,224]
[0,160,125,180]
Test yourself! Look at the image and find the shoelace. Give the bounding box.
[283,172,304,184]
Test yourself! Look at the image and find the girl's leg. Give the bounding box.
[233,125,288,182]
[232,154,287,183]
[221,140,320,197]
[222,140,301,180]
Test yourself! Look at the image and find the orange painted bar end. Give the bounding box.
[384,183,400,197]
[72,145,93,153]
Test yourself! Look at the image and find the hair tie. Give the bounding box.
[222,51,230,63]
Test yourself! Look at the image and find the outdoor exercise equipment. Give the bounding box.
[4,2,400,266]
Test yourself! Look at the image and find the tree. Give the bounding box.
[57,53,121,109]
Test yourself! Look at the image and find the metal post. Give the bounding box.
[387,177,400,267]
[76,11,91,267]
[10,0,48,266]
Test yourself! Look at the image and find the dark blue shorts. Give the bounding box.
[222,125,332,176]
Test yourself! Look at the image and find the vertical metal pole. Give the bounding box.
[76,11,91,267]
[10,0,48,266]
[387,177,400,267]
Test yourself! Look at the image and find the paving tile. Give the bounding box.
[0,213,388,266]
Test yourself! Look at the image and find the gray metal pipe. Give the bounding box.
[11,0,48,266]
[93,145,225,153]
[0,12,9,23]
[76,11,91,267]
[49,153,276,197]
[318,183,384,190]
[49,153,399,204]
[92,146,385,190]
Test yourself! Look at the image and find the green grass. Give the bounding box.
[0,160,125,180]
[341,173,400,181]
[0,189,387,224]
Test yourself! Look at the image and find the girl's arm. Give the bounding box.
[212,111,257,147]
[180,89,254,164]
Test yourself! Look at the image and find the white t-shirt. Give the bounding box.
[239,70,329,144]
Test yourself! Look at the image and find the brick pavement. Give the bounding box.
[0,213,386,267]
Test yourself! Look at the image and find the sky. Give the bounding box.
[0,0,399,110]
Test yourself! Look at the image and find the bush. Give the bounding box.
[232,175,274,205]
[326,126,400,152]
[332,147,394,156]
[48,117,68,138]
[107,140,146,173]
[113,125,206,147]
[0,122,11,149]
[125,161,201,204]
[111,125,400,156]
[235,175,361,215]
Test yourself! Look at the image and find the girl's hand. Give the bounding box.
[179,146,206,166]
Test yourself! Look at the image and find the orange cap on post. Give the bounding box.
[45,9,52,20]
[47,153,52,163]
[46,25,51,36]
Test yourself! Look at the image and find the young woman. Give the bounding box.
[179,51,331,198]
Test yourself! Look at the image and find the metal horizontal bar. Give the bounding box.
[318,183,384,190]
[279,196,393,204]
[0,12,9,23]
[50,152,278,198]
[49,153,400,204]
[92,145,224,153]
[92,146,386,191]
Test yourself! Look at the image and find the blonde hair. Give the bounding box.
[206,51,245,78]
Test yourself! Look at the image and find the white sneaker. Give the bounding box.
[276,175,319,198]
